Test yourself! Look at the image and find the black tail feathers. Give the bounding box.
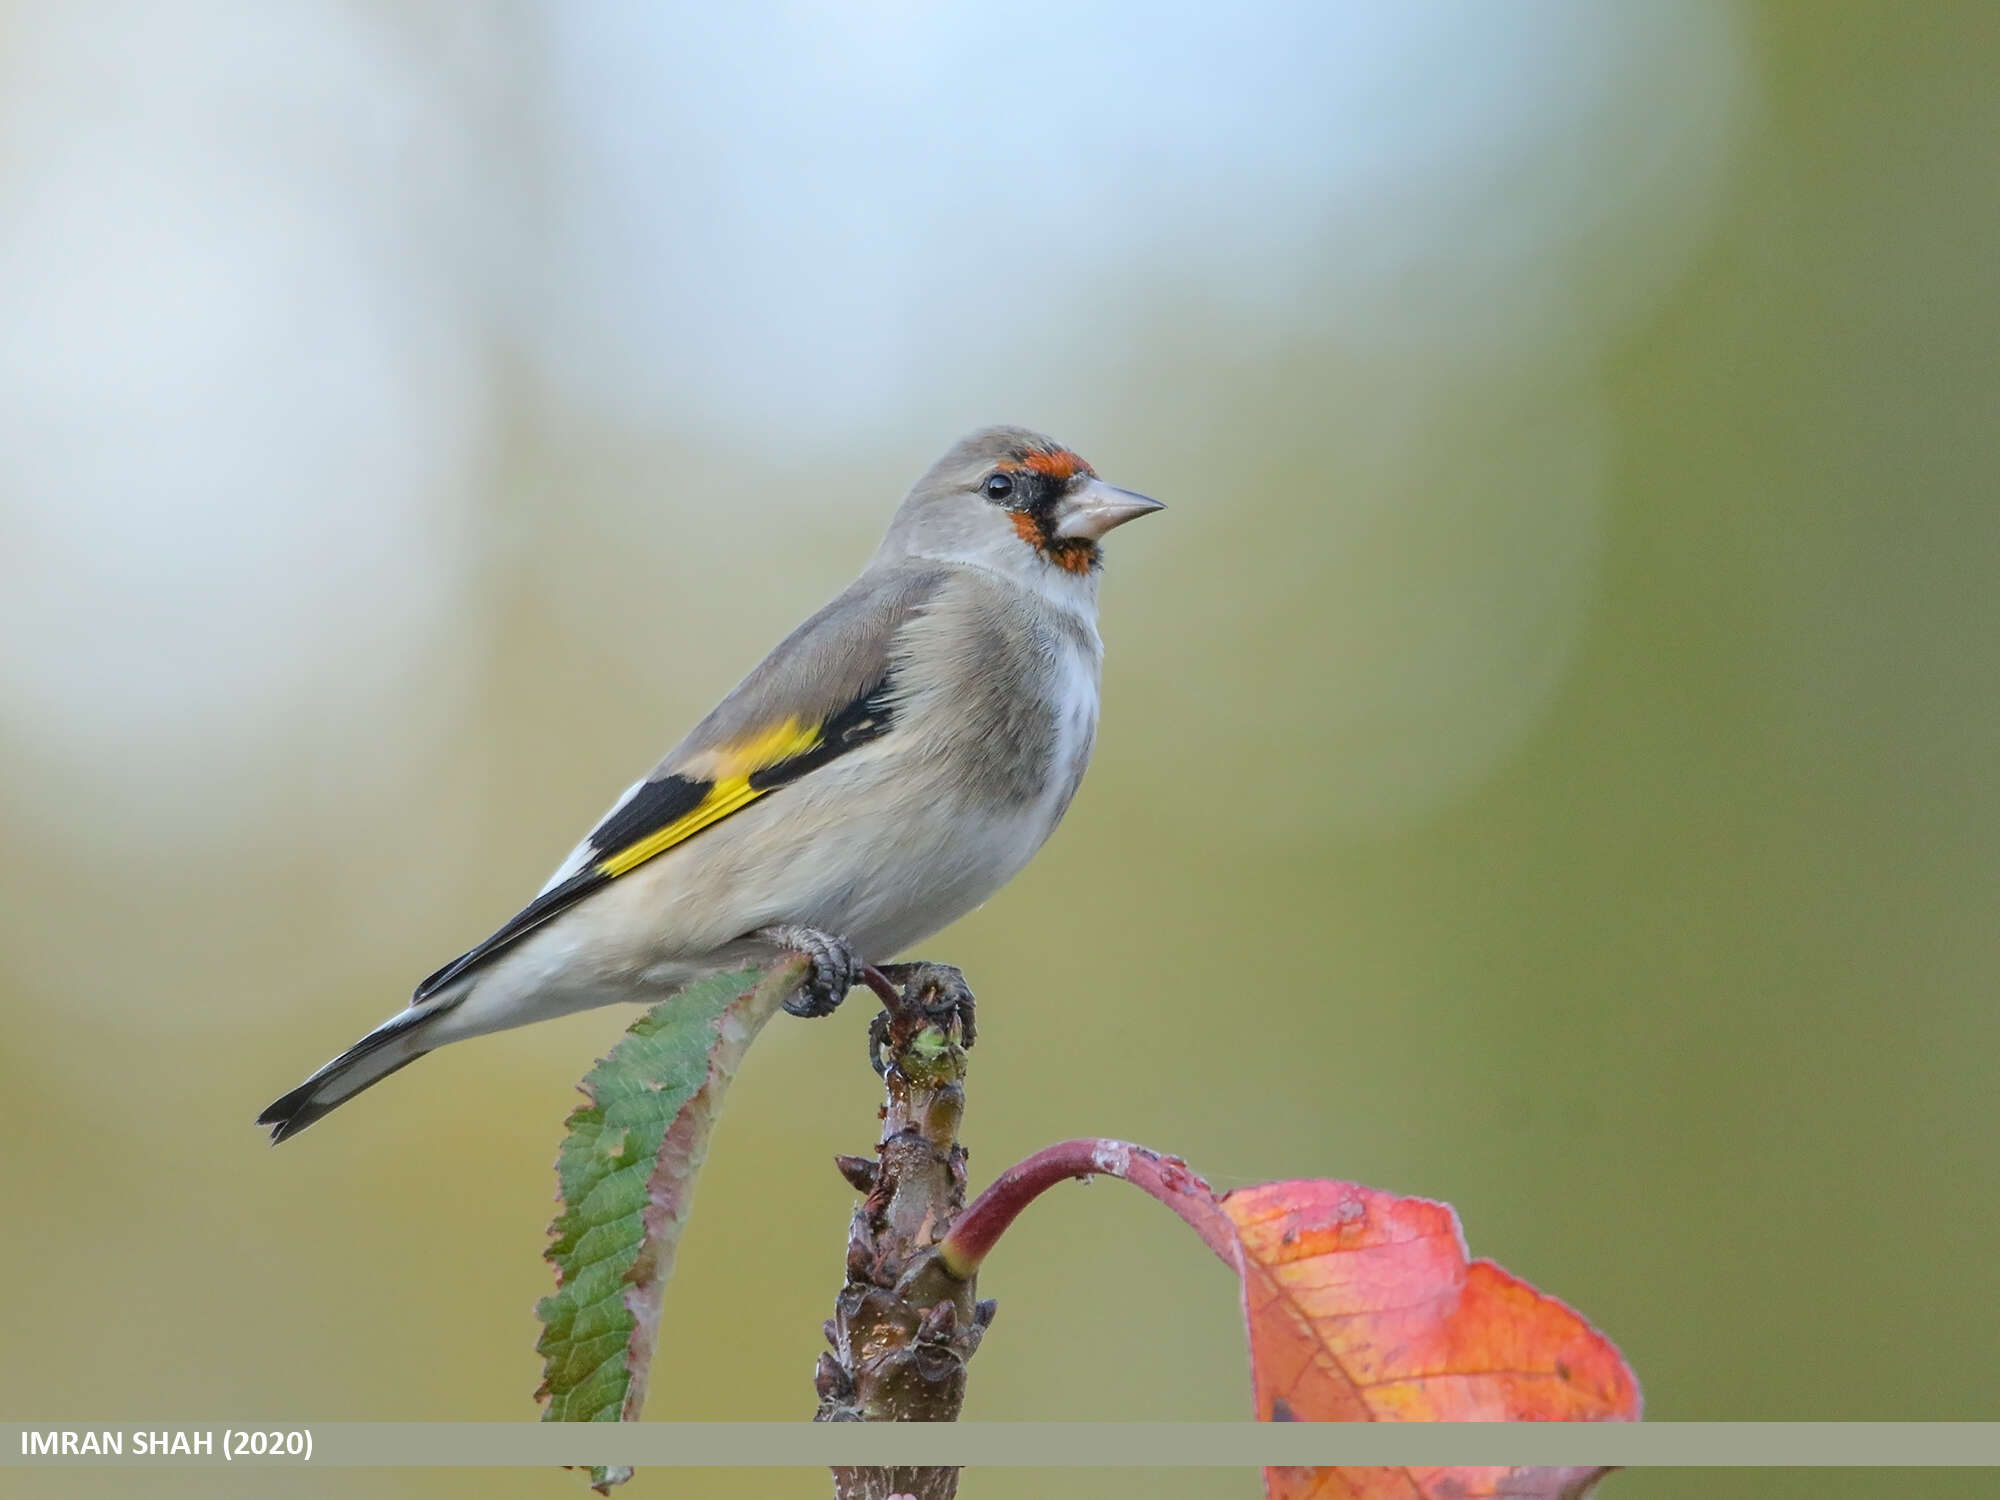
[257,1010,436,1144]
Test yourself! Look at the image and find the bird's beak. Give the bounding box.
[1052,478,1166,541]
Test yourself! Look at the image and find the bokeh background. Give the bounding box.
[4,2,1995,1497]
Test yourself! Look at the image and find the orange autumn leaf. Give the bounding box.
[1223,1180,1640,1500]
[939,1144,1641,1500]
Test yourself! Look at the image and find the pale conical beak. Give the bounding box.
[1052,478,1166,541]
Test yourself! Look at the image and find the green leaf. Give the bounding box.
[535,957,808,1460]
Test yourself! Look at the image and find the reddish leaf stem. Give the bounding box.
[936,1137,1241,1280]
[858,964,905,1008]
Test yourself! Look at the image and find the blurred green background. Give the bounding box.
[3,2,1996,1497]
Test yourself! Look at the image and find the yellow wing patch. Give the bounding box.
[594,717,822,879]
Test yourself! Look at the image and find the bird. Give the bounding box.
[258,426,1164,1142]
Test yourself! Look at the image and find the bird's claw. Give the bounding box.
[878,962,976,1047]
[867,1008,894,1077]
[867,961,977,1074]
[756,926,864,1018]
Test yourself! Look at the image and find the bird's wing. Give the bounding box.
[412,564,948,1002]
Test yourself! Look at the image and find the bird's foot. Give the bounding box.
[756,925,864,1018]
[866,961,976,1075]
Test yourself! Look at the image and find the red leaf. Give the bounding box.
[942,1146,1640,1500]
[1225,1180,1640,1500]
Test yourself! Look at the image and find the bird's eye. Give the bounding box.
[982,472,1015,501]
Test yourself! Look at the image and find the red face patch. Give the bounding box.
[1010,508,1097,574]
[1014,448,1091,482]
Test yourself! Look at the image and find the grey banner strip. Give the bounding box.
[6,1424,2000,1468]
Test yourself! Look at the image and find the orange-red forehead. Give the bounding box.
[1000,448,1092,482]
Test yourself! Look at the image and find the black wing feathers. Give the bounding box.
[409,673,897,1004]
[413,869,609,1002]
[748,678,897,790]
[587,774,711,859]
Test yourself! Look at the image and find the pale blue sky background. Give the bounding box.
[0,0,1745,865]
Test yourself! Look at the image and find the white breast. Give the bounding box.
[1035,626,1101,832]
[803,581,1104,959]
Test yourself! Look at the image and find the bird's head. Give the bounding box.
[881,426,1164,587]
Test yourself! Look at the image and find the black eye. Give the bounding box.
[982,472,1015,501]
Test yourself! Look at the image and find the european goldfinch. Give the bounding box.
[259,427,1162,1142]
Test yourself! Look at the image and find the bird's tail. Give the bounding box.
[257,1005,441,1144]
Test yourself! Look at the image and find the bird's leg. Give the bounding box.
[873,962,977,1054]
[756,925,865,1018]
